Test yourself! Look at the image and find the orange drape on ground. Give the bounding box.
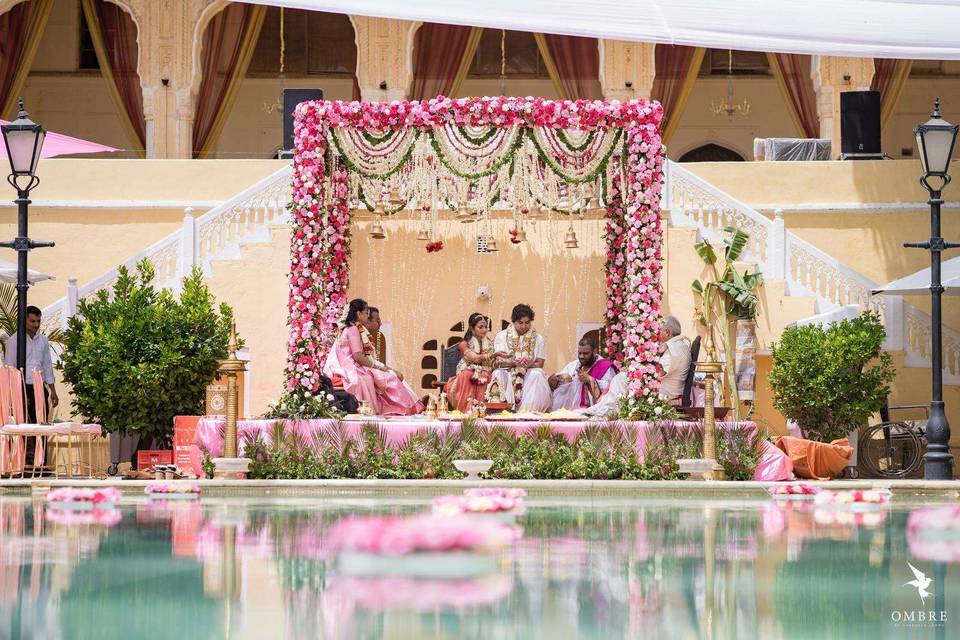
[773,436,853,480]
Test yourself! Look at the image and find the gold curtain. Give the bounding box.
[449,27,483,98]
[533,33,565,99]
[1,0,54,118]
[79,0,144,157]
[194,4,267,158]
[880,59,912,128]
[660,47,706,145]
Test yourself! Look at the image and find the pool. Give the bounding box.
[1,493,957,639]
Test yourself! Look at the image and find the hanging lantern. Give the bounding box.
[564,223,579,249]
[416,228,431,241]
[370,217,386,239]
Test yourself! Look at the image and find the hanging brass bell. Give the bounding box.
[564,224,579,249]
[456,204,474,223]
[416,228,430,241]
[485,236,499,252]
[373,199,386,215]
[388,189,404,206]
[514,227,528,242]
[370,219,386,239]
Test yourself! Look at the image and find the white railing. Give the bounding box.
[42,164,292,329]
[664,159,959,381]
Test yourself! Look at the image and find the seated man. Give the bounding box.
[360,305,422,410]
[549,334,617,410]
[490,304,552,412]
[576,370,628,419]
[659,315,691,403]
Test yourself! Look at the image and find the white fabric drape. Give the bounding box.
[246,0,960,60]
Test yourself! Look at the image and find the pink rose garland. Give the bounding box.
[286,97,666,402]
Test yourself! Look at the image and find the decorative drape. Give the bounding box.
[767,53,819,138]
[410,24,483,100]
[651,44,705,145]
[193,2,267,158]
[80,0,144,155]
[534,33,602,100]
[872,58,912,128]
[0,0,54,118]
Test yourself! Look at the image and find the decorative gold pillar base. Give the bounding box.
[677,348,726,481]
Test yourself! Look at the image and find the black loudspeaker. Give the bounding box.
[840,90,882,159]
[281,88,324,153]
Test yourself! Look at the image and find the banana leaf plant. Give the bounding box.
[691,227,764,420]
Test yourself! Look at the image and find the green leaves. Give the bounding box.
[723,226,749,262]
[768,311,896,442]
[694,241,718,266]
[58,259,233,446]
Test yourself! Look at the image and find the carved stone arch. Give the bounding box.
[349,15,420,101]
[102,0,145,86]
[189,0,231,94]
[676,141,747,163]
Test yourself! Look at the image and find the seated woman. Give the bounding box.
[323,298,423,416]
[443,313,507,413]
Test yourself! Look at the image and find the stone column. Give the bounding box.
[812,56,875,158]
[599,40,656,100]
[112,0,227,158]
[350,16,420,101]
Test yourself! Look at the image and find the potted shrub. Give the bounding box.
[58,260,233,470]
[768,311,895,442]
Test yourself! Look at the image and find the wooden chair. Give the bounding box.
[430,341,463,390]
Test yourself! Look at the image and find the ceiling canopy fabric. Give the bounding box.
[247,0,960,60]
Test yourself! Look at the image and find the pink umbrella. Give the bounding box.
[0,120,118,158]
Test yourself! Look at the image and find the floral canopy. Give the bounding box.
[286,96,666,406]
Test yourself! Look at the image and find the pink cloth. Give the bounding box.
[753,439,794,481]
[323,326,421,416]
[0,119,118,158]
[195,417,760,476]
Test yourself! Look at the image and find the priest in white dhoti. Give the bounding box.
[490,304,552,412]
[549,334,617,410]
[659,315,692,402]
[576,371,629,419]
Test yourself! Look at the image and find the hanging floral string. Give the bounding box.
[286,96,665,405]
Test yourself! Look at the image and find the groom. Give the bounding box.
[549,334,617,410]
[490,304,552,412]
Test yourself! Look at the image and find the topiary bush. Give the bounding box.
[768,311,895,442]
[58,260,233,446]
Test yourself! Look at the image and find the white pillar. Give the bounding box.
[179,207,197,280]
[65,277,79,329]
[883,295,905,352]
[769,208,787,280]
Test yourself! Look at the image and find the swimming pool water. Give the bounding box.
[0,494,957,639]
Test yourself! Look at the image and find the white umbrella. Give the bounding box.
[871,257,960,297]
[0,259,55,284]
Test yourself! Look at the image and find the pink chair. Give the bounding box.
[0,366,70,478]
[0,367,24,476]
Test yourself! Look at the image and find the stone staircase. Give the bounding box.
[664,161,960,387]
[42,160,959,400]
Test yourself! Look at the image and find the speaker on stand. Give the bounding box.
[840,90,884,160]
[278,88,324,159]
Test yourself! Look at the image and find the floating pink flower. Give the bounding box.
[326,514,521,556]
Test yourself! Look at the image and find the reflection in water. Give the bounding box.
[0,495,957,639]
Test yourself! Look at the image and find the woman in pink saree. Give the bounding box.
[324,299,423,416]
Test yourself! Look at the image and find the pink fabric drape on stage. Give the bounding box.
[770,53,819,138]
[87,0,145,149]
[410,23,477,100]
[540,34,603,100]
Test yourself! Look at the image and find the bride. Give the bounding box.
[444,313,507,412]
[323,298,423,416]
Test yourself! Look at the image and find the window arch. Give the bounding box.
[678,143,745,163]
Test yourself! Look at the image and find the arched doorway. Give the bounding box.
[678,143,745,162]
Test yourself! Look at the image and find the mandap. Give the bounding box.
[284,96,667,413]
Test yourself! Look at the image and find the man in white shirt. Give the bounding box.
[658,315,691,402]
[490,304,552,412]
[4,305,59,422]
[576,370,629,419]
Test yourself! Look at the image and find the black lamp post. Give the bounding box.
[909,98,959,480]
[0,99,53,375]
